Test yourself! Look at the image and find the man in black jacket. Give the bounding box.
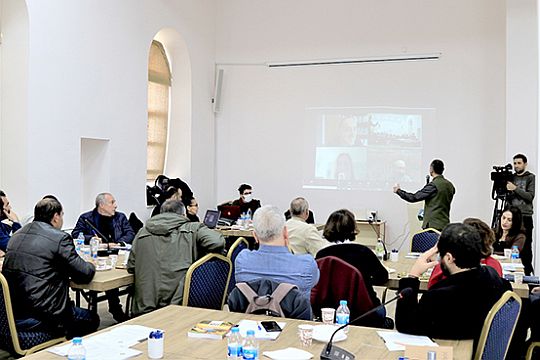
[2,198,99,339]
[396,223,511,340]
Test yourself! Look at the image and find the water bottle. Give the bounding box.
[246,209,252,227]
[336,300,350,334]
[511,245,520,264]
[242,330,258,360]
[228,327,243,360]
[89,236,100,260]
[75,233,85,256]
[375,239,385,261]
[67,337,86,360]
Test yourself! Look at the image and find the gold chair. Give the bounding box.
[0,273,65,356]
[227,237,249,261]
[182,253,232,310]
[526,342,540,360]
[473,291,522,360]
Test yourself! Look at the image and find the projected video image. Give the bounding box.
[304,110,424,191]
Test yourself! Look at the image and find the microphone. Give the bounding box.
[320,288,414,360]
[83,218,111,253]
[426,174,430,185]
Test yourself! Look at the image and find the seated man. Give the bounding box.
[235,205,319,299]
[72,192,135,322]
[186,197,200,222]
[127,199,225,316]
[0,190,21,252]
[396,223,511,340]
[285,197,328,256]
[2,198,98,338]
[231,183,261,215]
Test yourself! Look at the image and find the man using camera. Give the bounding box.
[507,153,536,275]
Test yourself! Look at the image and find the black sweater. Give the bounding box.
[396,266,512,340]
[315,242,388,306]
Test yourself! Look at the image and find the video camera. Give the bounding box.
[490,164,513,199]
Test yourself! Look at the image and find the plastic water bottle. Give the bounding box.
[246,209,252,227]
[67,337,86,360]
[228,327,243,360]
[336,300,350,334]
[242,330,258,360]
[511,245,520,263]
[75,233,85,256]
[375,239,385,261]
[89,236,100,260]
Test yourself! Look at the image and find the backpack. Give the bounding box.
[235,282,296,317]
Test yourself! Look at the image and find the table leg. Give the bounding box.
[75,290,81,307]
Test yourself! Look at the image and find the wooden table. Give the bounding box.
[24,305,473,359]
[383,256,530,298]
[70,268,134,312]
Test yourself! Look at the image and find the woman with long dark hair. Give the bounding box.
[493,206,526,253]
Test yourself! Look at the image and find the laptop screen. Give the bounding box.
[203,209,220,229]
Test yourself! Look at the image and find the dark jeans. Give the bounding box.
[522,216,534,275]
[17,306,99,340]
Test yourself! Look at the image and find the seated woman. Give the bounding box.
[493,206,526,253]
[315,209,388,322]
[428,218,502,288]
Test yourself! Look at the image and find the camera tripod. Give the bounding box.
[491,193,507,229]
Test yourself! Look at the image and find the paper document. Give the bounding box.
[377,331,438,351]
[236,320,286,340]
[48,324,154,359]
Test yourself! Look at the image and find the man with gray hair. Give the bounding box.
[234,205,319,299]
[286,197,329,256]
[127,199,225,316]
[72,192,135,322]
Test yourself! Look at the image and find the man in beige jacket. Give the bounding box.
[285,197,329,256]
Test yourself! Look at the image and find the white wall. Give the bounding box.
[0,0,29,212]
[1,0,216,227]
[215,0,507,245]
[506,0,539,271]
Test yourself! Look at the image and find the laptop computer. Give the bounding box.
[217,204,241,222]
[203,209,220,229]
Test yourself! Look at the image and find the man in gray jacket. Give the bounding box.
[127,199,225,316]
[507,153,536,275]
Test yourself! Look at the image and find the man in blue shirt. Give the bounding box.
[235,205,319,299]
[0,190,21,252]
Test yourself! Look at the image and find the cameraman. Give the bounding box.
[507,153,535,275]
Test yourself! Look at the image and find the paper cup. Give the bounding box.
[321,308,335,325]
[298,324,314,347]
[514,272,524,285]
[504,249,512,259]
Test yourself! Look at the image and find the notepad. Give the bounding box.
[377,331,438,351]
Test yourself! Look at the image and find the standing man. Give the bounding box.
[72,192,135,322]
[0,190,21,252]
[2,198,98,339]
[393,159,455,231]
[507,153,535,275]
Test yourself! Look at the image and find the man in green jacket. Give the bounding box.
[393,159,455,231]
[127,199,225,316]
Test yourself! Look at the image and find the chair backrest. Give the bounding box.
[183,253,232,310]
[226,237,250,295]
[0,273,21,354]
[474,291,522,360]
[311,256,376,326]
[411,228,440,252]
